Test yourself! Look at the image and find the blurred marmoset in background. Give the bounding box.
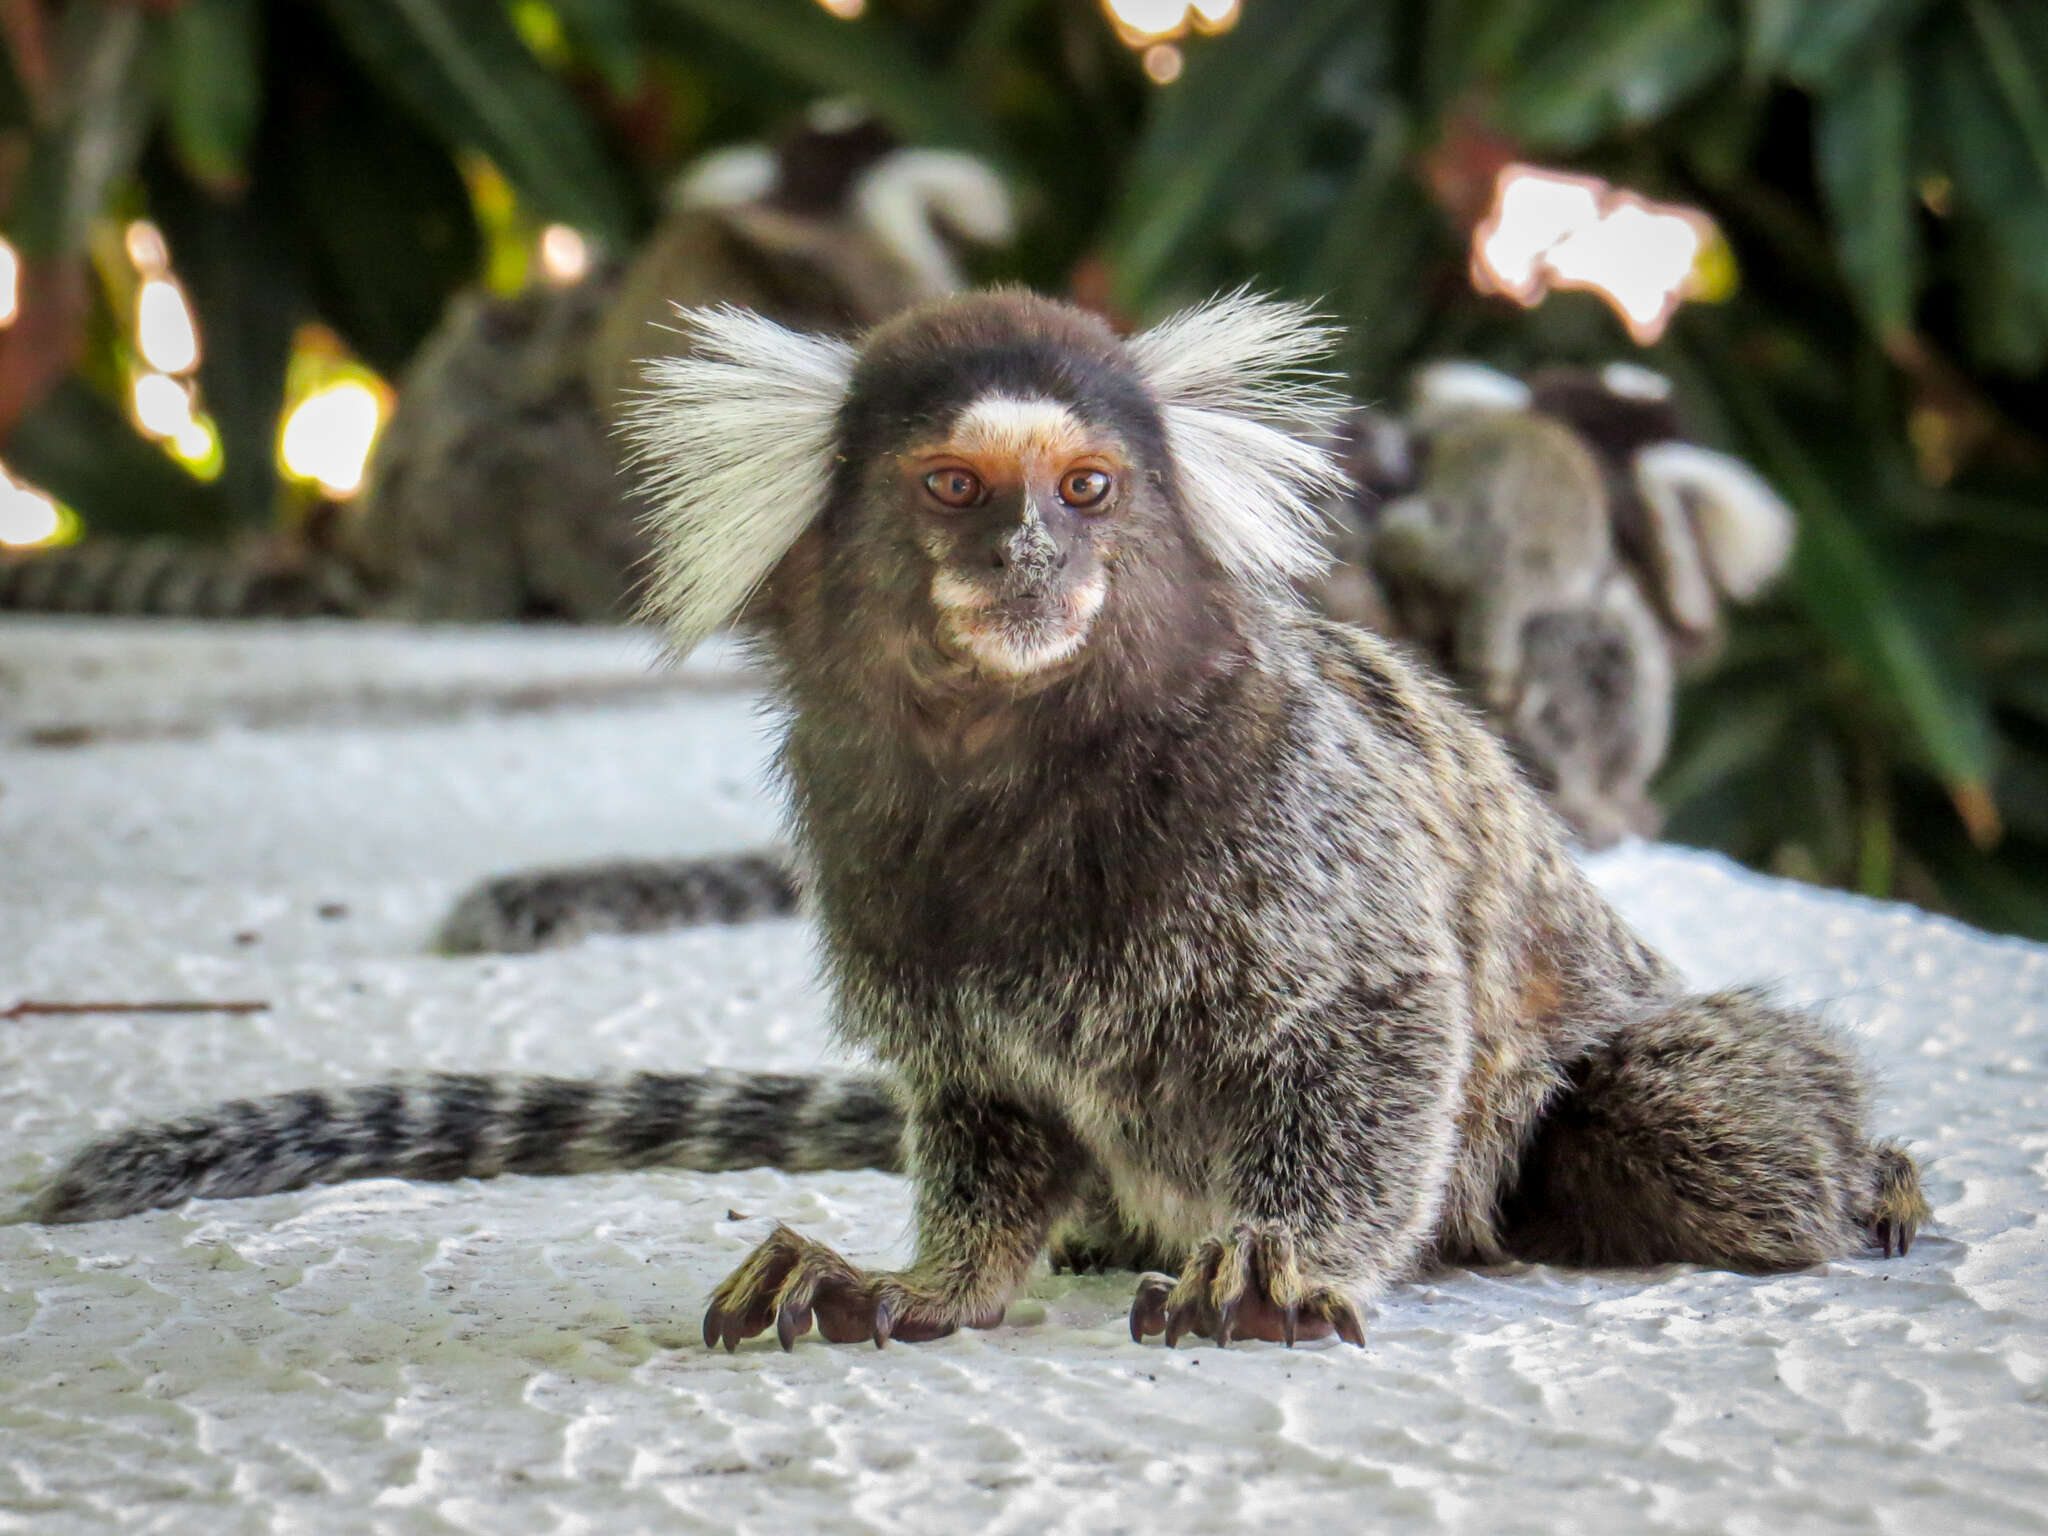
[1307,360,1794,846]
[0,106,1013,622]
[348,104,1011,622]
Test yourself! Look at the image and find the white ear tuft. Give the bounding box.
[1126,292,1350,591]
[1633,441,1795,602]
[624,306,855,655]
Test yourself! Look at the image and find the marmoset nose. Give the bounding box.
[988,506,1065,579]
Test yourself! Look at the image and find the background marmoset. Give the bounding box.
[0,106,1012,623]
[25,292,1924,1360]
[1309,360,1794,847]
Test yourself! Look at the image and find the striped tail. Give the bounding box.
[22,1070,902,1225]
[435,853,803,954]
[0,538,363,617]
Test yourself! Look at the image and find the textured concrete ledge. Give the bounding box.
[2,618,2043,1534]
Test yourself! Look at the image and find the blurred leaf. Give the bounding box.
[5,2,150,258]
[1912,826,2048,939]
[319,0,634,242]
[1692,335,1997,808]
[646,0,994,156]
[161,0,262,192]
[287,74,481,374]
[1814,51,1917,339]
[1999,670,2048,727]
[549,0,643,95]
[1418,0,1545,113]
[0,23,34,130]
[1946,216,2048,373]
[1737,0,1801,76]
[1925,25,2048,365]
[1107,0,1359,309]
[1963,0,2048,191]
[1656,683,1799,810]
[1309,110,1449,388]
[1776,0,1932,89]
[1497,0,1718,148]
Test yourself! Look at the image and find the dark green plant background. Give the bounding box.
[4,0,2046,938]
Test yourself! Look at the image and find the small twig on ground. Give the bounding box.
[2,999,272,1021]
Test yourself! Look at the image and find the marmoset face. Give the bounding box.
[899,395,1132,678]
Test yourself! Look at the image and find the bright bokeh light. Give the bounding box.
[1476,172,1603,300]
[0,237,18,327]
[1543,202,1705,336]
[125,220,169,275]
[1142,43,1184,83]
[1471,165,1723,345]
[1102,0,1240,46]
[538,224,591,285]
[132,371,197,440]
[173,418,216,464]
[137,277,200,374]
[280,380,385,498]
[814,0,864,15]
[0,465,62,548]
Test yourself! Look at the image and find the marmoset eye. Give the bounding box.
[923,468,984,508]
[1059,468,1112,509]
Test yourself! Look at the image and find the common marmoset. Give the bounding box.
[1308,361,1793,845]
[25,293,1923,1356]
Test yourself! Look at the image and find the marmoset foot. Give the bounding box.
[702,1224,1003,1350]
[1126,1226,1365,1348]
[1863,1142,1932,1259]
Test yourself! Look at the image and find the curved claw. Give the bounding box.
[872,1296,894,1350]
[1215,1298,1238,1348]
[1327,1295,1367,1348]
[775,1298,812,1352]
[1281,1302,1298,1349]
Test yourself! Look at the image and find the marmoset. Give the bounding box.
[26,292,1923,1357]
[1308,361,1794,845]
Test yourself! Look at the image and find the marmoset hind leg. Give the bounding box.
[1497,988,1930,1269]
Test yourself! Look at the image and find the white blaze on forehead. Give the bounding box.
[945,395,1090,461]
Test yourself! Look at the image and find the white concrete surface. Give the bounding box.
[2,617,2043,1534]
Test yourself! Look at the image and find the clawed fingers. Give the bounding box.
[1126,1229,1365,1350]
[703,1228,986,1352]
[702,1224,871,1352]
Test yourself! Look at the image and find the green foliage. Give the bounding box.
[0,0,2044,939]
